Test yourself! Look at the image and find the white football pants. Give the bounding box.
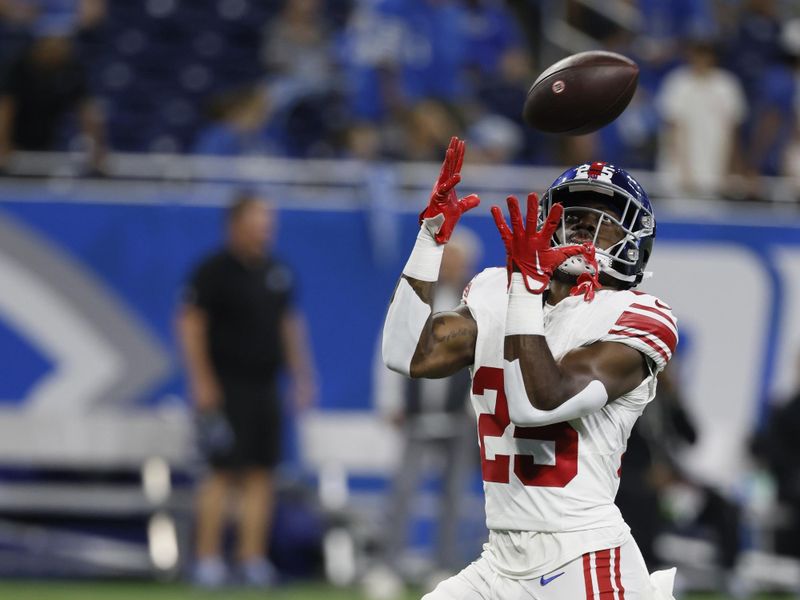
[421,536,675,600]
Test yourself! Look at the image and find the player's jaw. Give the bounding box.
[567,227,595,245]
[561,206,625,251]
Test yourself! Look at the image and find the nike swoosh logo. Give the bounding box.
[540,571,565,586]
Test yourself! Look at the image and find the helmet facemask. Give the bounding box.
[547,185,655,286]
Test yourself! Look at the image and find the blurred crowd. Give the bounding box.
[1,0,800,200]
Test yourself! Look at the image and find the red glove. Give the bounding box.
[491,193,599,295]
[419,136,480,243]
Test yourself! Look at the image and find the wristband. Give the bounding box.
[402,219,445,282]
[505,273,544,336]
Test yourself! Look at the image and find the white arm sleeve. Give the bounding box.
[503,358,608,426]
[382,223,445,376]
[382,278,431,376]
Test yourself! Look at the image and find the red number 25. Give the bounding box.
[474,366,578,487]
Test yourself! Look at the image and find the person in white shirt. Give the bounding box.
[657,41,747,198]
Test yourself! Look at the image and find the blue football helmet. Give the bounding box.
[543,162,655,287]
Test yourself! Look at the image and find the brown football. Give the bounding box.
[522,50,639,136]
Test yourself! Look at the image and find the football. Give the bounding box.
[522,50,639,136]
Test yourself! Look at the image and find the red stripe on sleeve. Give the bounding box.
[630,303,677,330]
[595,549,613,597]
[631,291,672,310]
[615,546,626,599]
[614,312,677,354]
[609,328,670,362]
[583,552,595,599]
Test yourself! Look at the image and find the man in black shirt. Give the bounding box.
[178,191,316,587]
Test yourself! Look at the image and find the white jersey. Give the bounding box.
[461,267,678,576]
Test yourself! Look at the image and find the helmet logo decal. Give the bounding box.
[587,161,608,179]
[575,163,614,184]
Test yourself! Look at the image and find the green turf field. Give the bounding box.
[0,581,790,600]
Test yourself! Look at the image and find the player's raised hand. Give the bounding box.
[419,136,481,244]
[491,193,598,294]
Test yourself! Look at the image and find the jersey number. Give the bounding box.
[474,366,578,487]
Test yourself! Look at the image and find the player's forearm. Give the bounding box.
[504,337,608,425]
[383,136,479,376]
[504,314,579,411]
[280,311,316,383]
[502,274,605,423]
[382,276,436,376]
[505,335,564,408]
[403,276,438,373]
[382,225,441,376]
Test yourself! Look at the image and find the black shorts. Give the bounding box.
[206,377,282,470]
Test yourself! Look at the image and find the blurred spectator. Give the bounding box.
[466,113,523,164]
[0,0,38,24]
[339,0,406,121]
[342,121,385,160]
[656,40,747,198]
[192,84,282,156]
[0,19,107,171]
[617,361,748,596]
[474,47,554,165]
[616,362,698,569]
[261,0,338,101]
[475,47,532,123]
[0,1,38,78]
[260,0,347,156]
[75,0,106,30]
[752,349,800,561]
[341,0,469,122]
[562,88,660,170]
[634,0,717,92]
[392,0,469,106]
[177,191,317,588]
[396,99,463,161]
[746,19,800,180]
[370,228,481,592]
[460,0,524,84]
[606,95,659,169]
[723,0,784,105]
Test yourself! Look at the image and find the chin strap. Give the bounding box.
[569,271,601,302]
[567,250,601,302]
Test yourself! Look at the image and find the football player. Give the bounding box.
[382,137,678,599]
